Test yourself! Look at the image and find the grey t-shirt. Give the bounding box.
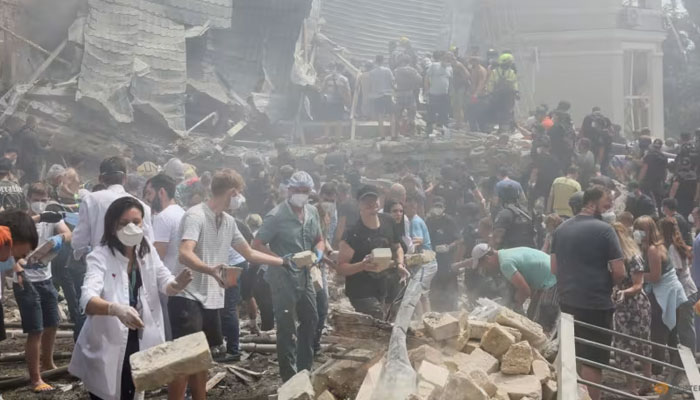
[426,62,452,96]
[552,215,623,310]
[368,66,395,98]
[174,202,246,309]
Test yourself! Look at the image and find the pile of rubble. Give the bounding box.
[273,306,559,400]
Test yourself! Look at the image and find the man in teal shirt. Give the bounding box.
[252,171,324,382]
[471,244,558,331]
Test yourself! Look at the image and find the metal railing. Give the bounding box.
[558,312,700,400]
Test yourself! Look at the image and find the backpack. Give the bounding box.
[503,205,536,248]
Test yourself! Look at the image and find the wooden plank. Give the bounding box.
[227,364,263,378]
[0,366,71,390]
[0,39,67,126]
[227,366,254,385]
[0,25,72,66]
[205,371,227,392]
[557,313,578,400]
[678,345,700,400]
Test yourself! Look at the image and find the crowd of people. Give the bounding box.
[314,38,519,140]
[0,97,699,399]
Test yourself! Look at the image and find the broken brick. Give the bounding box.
[423,313,460,341]
[292,251,317,268]
[439,372,488,400]
[464,348,499,374]
[480,325,516,358]
[501,341,534,375]
[494,308,547,349]
[490,373,542,400]
[408,345,444,369]
[417,361,449,389]
[531,360,551,383]
[277,370,314,400]
[543,379,557,400]
[467,369,497,397]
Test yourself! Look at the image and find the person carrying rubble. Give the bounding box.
[484,53,518,133]
[251,171,325,382]
[337,185,409,319]
[167,170,290,398]
[471,243,558,331]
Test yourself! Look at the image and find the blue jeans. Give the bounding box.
[221,261,247,355]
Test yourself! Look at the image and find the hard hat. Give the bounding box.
[399,36,410,44]
[183,163,197,180]
[498,53,514,65]
[137,161,159,178]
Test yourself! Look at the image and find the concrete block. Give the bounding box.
[317,391,336,400]
[129,331,213,392]
[370,248,393,271]
[480,325,516,358]
[441,330,470,352]
[278,370,314,400]
[493,389,510,400]
[408,345,444,369]
[442,352,471,374]
[501,341,533,375]
[439,372,488,400]
[494,308,547,350]
[416,380,438,400]
[542,380,557,400]
[292,251,317,268]
[503,327,523,342]
[423,313,460,341]
[531,360,551,383]
[417,361,449,389]
[463,340,481,354]
[312,349,382,399]
[468,320,494,339]
[467,369,497,397]
[490,373,542,400]
[464,348,499,374]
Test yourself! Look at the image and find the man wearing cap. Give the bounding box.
[0,158,27,211]
[471,244,558,330]
[337,185,408,318]
[72,156,154,259]
[252,171,324,382]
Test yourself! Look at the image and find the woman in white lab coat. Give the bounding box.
[69,197,191,400]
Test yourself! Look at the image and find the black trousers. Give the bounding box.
[89,329,139,400]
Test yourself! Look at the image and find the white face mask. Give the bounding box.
[689,213,695,225]
[230,194,245,211]
[30,201,47,215]
[117,223,144,247]
[289,193,309,208]
[633,230,646,245]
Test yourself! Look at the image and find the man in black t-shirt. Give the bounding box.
[493,185,535,249]
[638,139,668,208]
[337,185,407,319]
[426,198,460,312]
[671,133,698,217]
[529,140,560,211]
[552,186,625,400]
[625,181,657,219]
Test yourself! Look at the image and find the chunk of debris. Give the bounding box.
[463,340,481,354]
[130,331,213,392]
[278,370,314,400]
[542,379,557,400]
[494,308,547,349]
[531,360,551,383]
[317,390,336,400]
[370,248,393,271]
[408,345,444,369]
[439,372,488,400]
[423,313,460,341]
[354,357,383,400]
[468,320,494,340]
[464,348,499,374]
[490,373,542,400]
[416,361,449,389]
[292,251,317,268]
[480,325,516,358]
[501,341,534,375]
[467,369,497,397]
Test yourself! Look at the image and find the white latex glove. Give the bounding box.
[108,303,145,330]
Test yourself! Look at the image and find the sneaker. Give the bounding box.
[215,351,241,363]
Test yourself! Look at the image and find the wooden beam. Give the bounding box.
[0,38,68,126]
[556,313,579,400]
[205,371,227,392]
[0,25,72,67]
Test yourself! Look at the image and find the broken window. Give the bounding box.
[623,50,651,134]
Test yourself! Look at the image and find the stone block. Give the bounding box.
[464,348,499,374]
[417,361,449,389]
[130,331,213,392]
[493,389,510,400]
[416,380,438,400]
[494,308,547,350]
[442,352,471,374]
[463,340,481,354]
[490,373,542,400]
[542,380,557,400]
[355,357,383,400]
[312,349,381,399]
[467,369,497,397]
[501,341,534,375]
[468,320,494,339]
[317,391,336,400]
[480,325,516,358]
[405,251,436,267]
[503,327,523,342]
[278,370,314,400]
[292,251,317,268]
[439,372,488,400]
[441,331,470,353]
[531,360,551,383]
[370,248,393,271]
[408,345,444,369]
[423,313,460,341]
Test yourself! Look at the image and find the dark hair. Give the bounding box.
[627,181,640,191]
[566,165,579,175]
[320,182,337,197]
[681,132,691,142]
[500,185,519,204]
[28,182,48,198]
[99,156,128,186]
[582,186,606,207]
[661,198,677,212]
[147,173,177,200]
[101,197,150,259]
[0,210,38,249]
[211,169,245,197]
[92,183,107,192]
[498,167,509,177]
[383,199,404,214]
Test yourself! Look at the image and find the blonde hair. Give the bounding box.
[612,222,640,261]
[633,215,668,261]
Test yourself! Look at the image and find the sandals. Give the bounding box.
[32,382,55,393]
